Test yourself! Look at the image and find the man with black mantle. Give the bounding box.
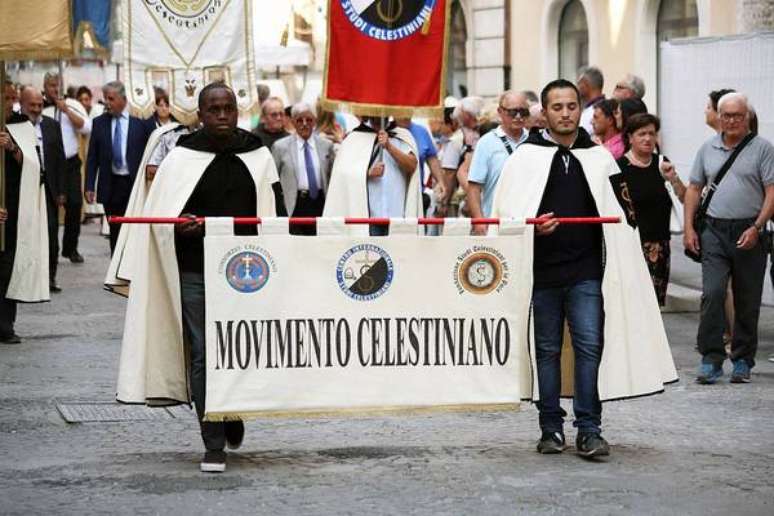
[112,83,286,474]
[491,79,678,460]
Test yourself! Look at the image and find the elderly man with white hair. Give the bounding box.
[271,101,334,235]
[613,73,646,102]
[685,91,774,384]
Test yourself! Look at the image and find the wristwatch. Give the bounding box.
[753,222,764,233]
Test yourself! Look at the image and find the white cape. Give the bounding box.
[323,127,422,235]
[115,145,278,405]
[105,122,181,295]
[491,143,678,402]
[6,122,49,302]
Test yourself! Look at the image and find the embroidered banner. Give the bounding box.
[121,0,258,125]
[202,221,531,419]
[321,0,450,117]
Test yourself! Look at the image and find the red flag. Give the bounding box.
[322,0,450,117]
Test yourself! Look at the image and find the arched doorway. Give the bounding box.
[446,0,468,98]
[558,0,588,80]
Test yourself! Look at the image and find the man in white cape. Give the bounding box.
[0,109,50,344]
[490,80,677,459]
[113,83,284,473]
[323,117,421,235]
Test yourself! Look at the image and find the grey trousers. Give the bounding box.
[698,218,768,367]
[180,272,226,451]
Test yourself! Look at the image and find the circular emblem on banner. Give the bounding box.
[225,251,270,293]
[336,244,394,301]
[340,0,435,41]
[458,252,504,295]
[159,0,213,17]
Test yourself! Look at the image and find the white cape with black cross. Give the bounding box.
[490,142,678,402]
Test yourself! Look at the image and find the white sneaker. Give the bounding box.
[200,450,226,473]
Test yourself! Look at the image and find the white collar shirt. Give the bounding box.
[43,100,91,159]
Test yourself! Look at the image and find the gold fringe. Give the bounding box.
[319,99,443,119]
[203,402,520,422]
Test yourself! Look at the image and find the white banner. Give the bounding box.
[122,0,258,124]
[203,220,531,419]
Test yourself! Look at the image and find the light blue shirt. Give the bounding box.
[368,138,413,218]
[467,126,528,216]
[111,109,130,176]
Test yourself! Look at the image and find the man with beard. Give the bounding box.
[490,79,677,459]
[113,82,286,473]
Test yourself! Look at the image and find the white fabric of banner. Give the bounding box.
[497,218,527,236]
[442,218,472,236]
[121,0,258,124]
[316,218,347,236]
[259,217,289,236]
[388,218,419,235]
[203,230,530,419]
[205,218,234,237]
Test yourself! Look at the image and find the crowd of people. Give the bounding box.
[0,66,772,472]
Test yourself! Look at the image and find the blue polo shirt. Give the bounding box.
[468,126,528,216]
[407,122,438,183]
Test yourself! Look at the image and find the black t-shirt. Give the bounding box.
[613,154,672,242]
[531,129,603,288]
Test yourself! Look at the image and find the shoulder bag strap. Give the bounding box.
[498,134,514,155]
[699,132,755,214]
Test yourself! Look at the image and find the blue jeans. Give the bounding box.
[532,279,603,435]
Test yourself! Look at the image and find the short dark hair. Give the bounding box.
[594,98,618,120]
[75,85,92,99]
[709,88,735,112]
[540,79,581,108]
[624,113,660,136]
[197,81,234,110]
[618,98,647,131]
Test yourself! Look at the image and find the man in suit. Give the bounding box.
[19,86,67,292]
[271,102,334,235]
[85,81,152,254]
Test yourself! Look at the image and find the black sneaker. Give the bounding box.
[0,333,21,344]
[225,420,244,450]
[536,431,566,454]
[576,433,610,459]
[200,450,227,473]
[50,283,62,293]
[68,251,84,264]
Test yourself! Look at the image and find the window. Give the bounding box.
[447,0,468,98]
[657,0,699,43]
[558,0,588,80]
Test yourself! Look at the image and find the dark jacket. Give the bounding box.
[38,115,67,199]
[526,128,604,288]
[85,112,152,204]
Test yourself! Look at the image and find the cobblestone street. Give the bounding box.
[1,224,773,515]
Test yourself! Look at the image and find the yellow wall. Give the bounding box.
[507,0,741,103]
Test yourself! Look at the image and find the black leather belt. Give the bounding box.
[298,190,311,198]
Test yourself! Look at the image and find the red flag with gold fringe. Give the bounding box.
[322,0,450,117]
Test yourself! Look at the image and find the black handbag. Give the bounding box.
[685,133,755,262]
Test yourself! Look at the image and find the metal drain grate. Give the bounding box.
[56,401,191,423]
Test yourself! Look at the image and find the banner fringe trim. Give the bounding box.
[203,403,520,422]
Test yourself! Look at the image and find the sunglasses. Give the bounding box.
[500,107,530,118]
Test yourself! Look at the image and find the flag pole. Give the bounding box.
[0,60,7,251]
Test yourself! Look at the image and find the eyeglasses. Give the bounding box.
[294,117,315,126]
[720,113,746,122]
[500,107,530,118]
